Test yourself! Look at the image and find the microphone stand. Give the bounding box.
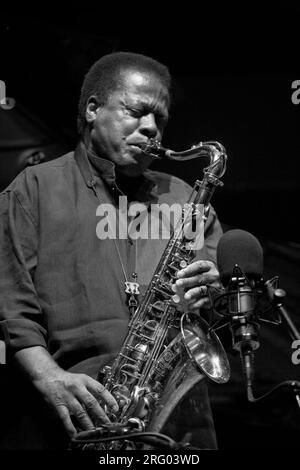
[211,268,300,410]
[241,277,300,411]
[264,279,300,341]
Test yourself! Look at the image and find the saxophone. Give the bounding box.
[72,140,230,450]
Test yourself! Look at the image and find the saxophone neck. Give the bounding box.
[198,141,227,180]
[138,139,227,180]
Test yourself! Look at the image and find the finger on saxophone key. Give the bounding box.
[171,281,185,304]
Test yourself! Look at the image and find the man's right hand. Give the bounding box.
[14,346,118,438]
[33,369,119,438]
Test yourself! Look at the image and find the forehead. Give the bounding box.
[116,69,170,107]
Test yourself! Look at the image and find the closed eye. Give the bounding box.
[124,105,168,131]
[124,106,143,118]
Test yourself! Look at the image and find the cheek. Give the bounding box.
[93,118,123,150]
[102,114,136,141]
[92,111,140,158]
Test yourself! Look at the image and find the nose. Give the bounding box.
[139,113,159,139]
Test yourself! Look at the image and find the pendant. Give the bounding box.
[125,272,140,296]
[125,273,140,315]
[125,280,140,296]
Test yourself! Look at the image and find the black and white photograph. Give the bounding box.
[1,7,300,462]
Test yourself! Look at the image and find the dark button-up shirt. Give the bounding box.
[0,142,222,379]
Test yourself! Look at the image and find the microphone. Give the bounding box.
[215,229,300,405]
[216,228,263,348]
[217,229,263,289]
[216,228,300,340]
[216,229,264,392]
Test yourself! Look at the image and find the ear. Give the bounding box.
[85,95,101,123]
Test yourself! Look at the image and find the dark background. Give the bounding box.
[2,8,300,242]
[1,7,300,449]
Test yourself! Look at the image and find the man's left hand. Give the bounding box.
[174,260,220,310]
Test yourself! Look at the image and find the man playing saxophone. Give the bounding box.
[0,51,223,449]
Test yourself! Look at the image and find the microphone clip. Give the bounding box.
[226,265,256,318]
[211,264,260,354]
[227,265,260,354]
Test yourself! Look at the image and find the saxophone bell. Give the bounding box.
[181,312,230,384]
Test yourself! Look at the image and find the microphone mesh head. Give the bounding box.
[217,229,264,287]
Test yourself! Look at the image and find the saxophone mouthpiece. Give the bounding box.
[138,140,171,159]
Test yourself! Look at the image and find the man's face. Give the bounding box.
[86,69,170,176]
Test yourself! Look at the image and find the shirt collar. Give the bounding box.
[74,141,158,204]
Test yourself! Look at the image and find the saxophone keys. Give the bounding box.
[171,294,181,304]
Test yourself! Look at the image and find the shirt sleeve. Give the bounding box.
[202,204,223,265]
[0,183,47,359]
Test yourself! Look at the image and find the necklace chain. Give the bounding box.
[89,174,140,315]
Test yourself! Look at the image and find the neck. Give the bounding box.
[83,131,96,157]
